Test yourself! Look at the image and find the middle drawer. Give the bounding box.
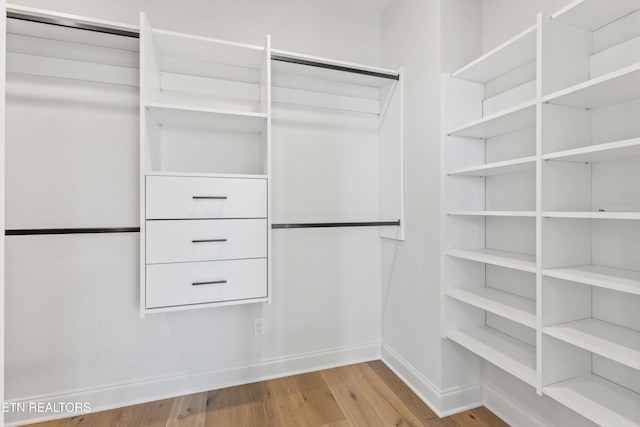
[146,218,267,264]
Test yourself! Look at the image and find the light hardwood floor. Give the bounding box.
[27,361,509,426]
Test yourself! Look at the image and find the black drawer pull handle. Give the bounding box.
[192,280,227,286]
[192,239,227,243]
[193,196,227,200]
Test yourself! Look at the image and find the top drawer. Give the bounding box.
[146,176,267,219]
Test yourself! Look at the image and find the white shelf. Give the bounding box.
[447,101,535,139]
[145,103,267,133]
[543,265,640,295]
[446,248,537,273]
[448,156,536,177]
[144,171,268,180]
[152,28,265,70]
[550,0,640,31]
[446,287,536,328]
[543,138,640,163]
[447,326,537,387]
[452,25,537,83]
[544,374,640,427]
[447,210,536,217]
[542,212,640,220]
[543,63,640,109]
[544,318,640,371]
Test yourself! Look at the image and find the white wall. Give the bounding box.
[380,0,446,403]
[3,1,386,425]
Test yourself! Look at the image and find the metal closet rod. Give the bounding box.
[6,11,140,38]
[272,220,400,229]
[6,11,399,82]
[271,54,400,81]
[5,227,140,236]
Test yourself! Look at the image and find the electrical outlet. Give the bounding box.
[254,317,266,336]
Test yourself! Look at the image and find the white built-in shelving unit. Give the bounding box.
[139,13,272,315]
[442,1,640,425]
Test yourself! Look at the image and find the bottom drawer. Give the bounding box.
[146,258,267,308]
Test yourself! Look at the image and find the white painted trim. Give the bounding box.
[483,380,550,427]
[5,342,380,426]
[381,343,482,418]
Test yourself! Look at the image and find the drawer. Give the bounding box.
[146,218,266,264]
[146,176,267,219]
[146,258,267,308]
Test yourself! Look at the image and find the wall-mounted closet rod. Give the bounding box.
[271,54,399,81]
[272,220,400,229]
[6,11,140,38]
[5,227,140,236]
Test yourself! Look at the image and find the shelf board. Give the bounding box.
[550,0,640,31]
[544,318,640,371]
[446,248,537,273]
[446,287,536,328]
[452,25,537,83]
[543,138,640,163]
[543,265,640,295]
[447,101,535,139]
[542,212,640,220]
[447,156,536,176]
[544,374,640,427]
[447,326,537,387]
[543,63,640,109]
[152,28,265,70]
[145,103,267,133]
[447,210,536,217]
[145,171,268,180]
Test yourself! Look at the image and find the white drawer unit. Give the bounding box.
[146,218,267,264]
[145,176,267,220]
[146,258,268,309]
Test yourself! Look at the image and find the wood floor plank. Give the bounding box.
[367,360,439,423]
[267,372,345,426]
[166,392,207,427]
[424,418,461,427]
[321,365,388,427]
[205,381,274,427]
[449,406,509,427]
[346,363,426,426]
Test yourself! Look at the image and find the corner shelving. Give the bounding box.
[444,1,640,424]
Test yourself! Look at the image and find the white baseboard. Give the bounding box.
[483,380,549,427]
[380,343,482,418]
[5,342,380,426]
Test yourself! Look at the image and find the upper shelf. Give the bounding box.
[452,25,537,83]
[543,63,640,109]
[543,138,640,163]
[145,103,267,133]
[447,101,535,139]
[550,0,640,31]
[152,28,265,71]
